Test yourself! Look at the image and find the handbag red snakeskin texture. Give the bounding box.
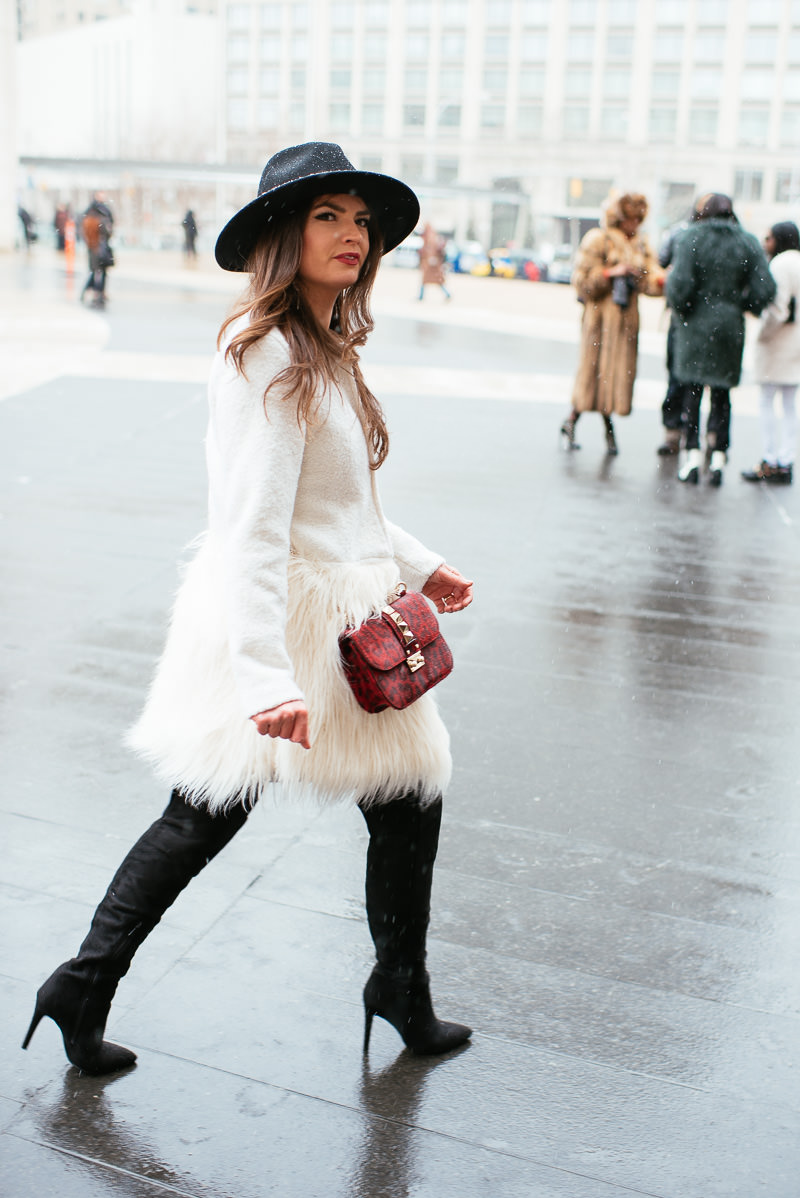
[339,588,453,713]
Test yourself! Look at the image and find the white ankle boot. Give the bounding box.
[678,448,703,484]
[708,450,726,487]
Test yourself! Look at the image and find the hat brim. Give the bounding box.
[214,170,420,272]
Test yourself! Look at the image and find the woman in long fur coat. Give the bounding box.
[22,143,473,1075]
[561,192,663,454]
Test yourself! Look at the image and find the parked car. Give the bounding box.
[547,245,574,284]
[488,247,549,281]
[389,232,423,268]
[446,239,490,275]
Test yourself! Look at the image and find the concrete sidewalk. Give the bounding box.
[1,246,799,1197]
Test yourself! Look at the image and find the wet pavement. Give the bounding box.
[2,248,800,1197]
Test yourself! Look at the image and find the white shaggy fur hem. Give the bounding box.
[126,540,452,812]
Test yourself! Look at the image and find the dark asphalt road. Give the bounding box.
[2,257,799,1197]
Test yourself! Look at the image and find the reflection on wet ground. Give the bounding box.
[2,259,800,1196]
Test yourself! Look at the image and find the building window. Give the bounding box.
[739,107,769,146]
[484,67,508,91]
[784,71,800,102]
[260,34,280,60]
[485,34,510,59]
[227,66,249,95]
[747,0,781,20]
[780,108,800,146]
[227,5,251,30]
[521,0,550,21]
[362,103,384,131]
[435,157,459,184]
[364,32,387,58]
[566,32,594,60]
[688,107,718,143]
[519,67,545,96]
[360,154,383,171]
[517,105,543,137]
[746,33,778,63]
[440,67,464,93]
[696,0,726,19]
[741,68,773,101]
[259,3,280,28]
[331,2,354,25]
[439,104,462,128]
[775,170,800,202]
[329,103,351,133]
[691,68,722,99]
[520,33,548,60]
[291,34,307,59]
[601,105,628,138]
[227,97,249,130]
[567,178,613,206]
[733,170,763,201]
[291,3,308,27]
[569,0,597,20]
[604,68,631,98]
[291,67,305,90]
[331,33,353,59]
[649,106,677,139]
[441,31,466,58]
[481,104,505,130]
[407,0,429,20]
[405,68,427,93]
[486,0,512,20]
[330,68,351,89]
[259,67,279,93]
[289,101,305,132]
[256,99,278,128]
[365,1,388,24]
[652,70,680,97]
[563,105,590,136]
[693,29,725,61]
[406,32,429,59]
[400,155,424,181]
[403,104,426,129]
[606,33,633,58]
[653,31,683,62]
[565,67,592,97]
[363,68,385,93]
[228,33,249,59]
[607,0,636,22]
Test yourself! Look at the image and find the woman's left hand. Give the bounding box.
[422,564,474,614]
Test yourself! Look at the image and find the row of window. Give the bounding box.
[229,0,800,32]
[225,96,800,149]
[231,61,800,109]
[229,27,800,65]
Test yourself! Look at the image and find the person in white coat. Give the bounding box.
[22,144,474,1075]
[742,221,800,484]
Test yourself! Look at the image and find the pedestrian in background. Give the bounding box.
[81,192,115,308]
[22,142,473,1077]
[742,220,800,486]
[560,191,663,455]
[182,208,198,258]
[17,205,36,248]
[418,223,451,301]
[655,213,692,456]
[53,204,70,251]
[666,193,775,487]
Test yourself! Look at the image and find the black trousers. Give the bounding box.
[682,384,731,453]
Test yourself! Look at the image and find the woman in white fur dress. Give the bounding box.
[22,144,474,1074]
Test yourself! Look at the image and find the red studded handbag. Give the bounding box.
[339,584,453,713]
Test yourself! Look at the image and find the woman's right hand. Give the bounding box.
[251,701,310,749]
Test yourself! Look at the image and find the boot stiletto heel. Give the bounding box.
[362,968,471,1056]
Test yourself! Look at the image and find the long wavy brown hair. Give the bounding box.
[217,193,388,468]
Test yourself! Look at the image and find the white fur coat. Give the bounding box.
[127,327,452,811]
[754,249,800,385]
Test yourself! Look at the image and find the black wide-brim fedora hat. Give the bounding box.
[215,142,420,272]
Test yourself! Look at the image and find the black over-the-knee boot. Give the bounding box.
[22,789,250,1075]
[359,792,471,1056]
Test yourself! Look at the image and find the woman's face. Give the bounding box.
[764,232,776,258]
[619,215,641,239]
[298,192,371,300]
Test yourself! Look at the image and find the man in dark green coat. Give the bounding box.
[665,193,775,486]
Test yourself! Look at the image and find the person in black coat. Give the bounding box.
[665,194,775,486]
